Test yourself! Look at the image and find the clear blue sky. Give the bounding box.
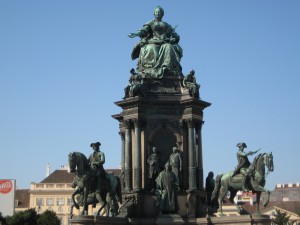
[0,1,299,190]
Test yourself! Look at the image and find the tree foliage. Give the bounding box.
[2,208,60,225]
[5,208,37,225]
[37,210,60,225]
[272,209,291,225]
[0,212,6,224]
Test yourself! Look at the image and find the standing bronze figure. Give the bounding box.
[147,147,160,191]
[155,163,179,214]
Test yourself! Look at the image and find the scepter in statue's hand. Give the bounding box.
[251,148,261,155]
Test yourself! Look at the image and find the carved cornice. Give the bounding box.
[180,98,211,110]
[114,96,148,109]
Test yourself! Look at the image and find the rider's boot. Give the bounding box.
[242,175,249,192]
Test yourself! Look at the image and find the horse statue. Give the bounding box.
[68,152,122,217]
[211,152,274,215]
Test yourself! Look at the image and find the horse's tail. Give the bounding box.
[115,176,122,204]
[211,174,223,202]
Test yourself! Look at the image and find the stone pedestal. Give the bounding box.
[113,74,211,218]
[156,214,184,225]
[251,214,272,225]
[69,214,271,225]
[69,215,128,225]
[197,215,272,225]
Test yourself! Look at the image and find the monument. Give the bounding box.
[68,6,274,225]
[112,5,210,219]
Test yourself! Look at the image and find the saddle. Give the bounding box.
[231,174,243,183]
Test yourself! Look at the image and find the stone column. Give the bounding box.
[124,120,132,192]
[119,132,125,190]
[197,121,204,190]
[119,132,125,172]
[133,119,142,191]
[187,119,197,191]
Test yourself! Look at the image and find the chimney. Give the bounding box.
[46,163,50,177]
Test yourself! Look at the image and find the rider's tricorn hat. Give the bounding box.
[90,142,101,148]
[236,142,247,148]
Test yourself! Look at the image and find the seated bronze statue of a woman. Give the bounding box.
[128,6,183,78]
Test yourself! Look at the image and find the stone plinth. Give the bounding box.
[119,190,206,218]
[69,216,128,225]
[156,214,184,225]
[197,215,272,225]
[251,214,272,225]
[69,214,271,225]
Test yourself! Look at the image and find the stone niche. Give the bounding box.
[112,72,211,218]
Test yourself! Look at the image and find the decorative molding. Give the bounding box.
[133,168,142,191]
[189,167,197,190]
[119,132,125,140]
[124,169,132,192]
[187,119,195,128]
[124,120,133,129]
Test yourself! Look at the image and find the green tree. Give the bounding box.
[37,210,60,225]
[0,212,7,224]
[273,209,291,225]
[6,208,37,225]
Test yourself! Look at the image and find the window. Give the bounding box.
[46,198,54,206]
[67,198,72,206]
[57,198,64,206]
[56,184,64,188]
[36,198,44,206]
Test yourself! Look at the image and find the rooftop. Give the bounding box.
[15,189,30,208]
[241,201,300,215]
[39,169,75,184]
[38,168,121,184]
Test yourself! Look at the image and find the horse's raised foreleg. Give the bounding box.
[252,183,270,215]
[71,189,81,209]
[82,187,89,215]
[70,205,74,219]
[253,185,270,208]
[263,190,270,208]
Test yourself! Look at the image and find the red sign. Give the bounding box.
[0,180,13,194]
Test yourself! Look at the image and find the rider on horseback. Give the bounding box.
[89,142,108,193]
[232,142,260,192]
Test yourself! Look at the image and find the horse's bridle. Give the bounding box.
[264,153,272,178]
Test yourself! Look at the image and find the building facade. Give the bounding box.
[29,169,75,225]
